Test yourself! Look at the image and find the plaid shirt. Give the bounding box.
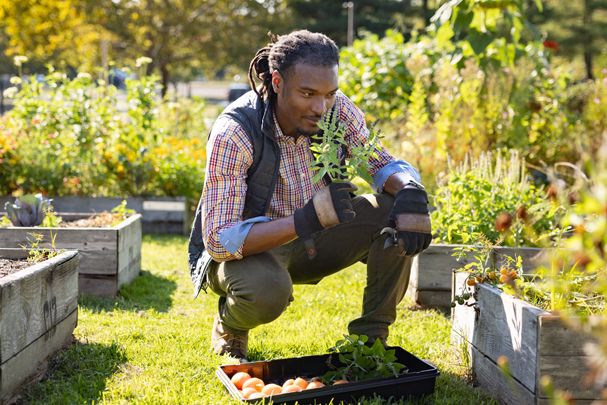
[202,91,396,261]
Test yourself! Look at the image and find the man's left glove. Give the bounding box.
[385,187,432,257]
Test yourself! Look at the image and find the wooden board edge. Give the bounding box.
[0,251,78,287]
[112,214,142,230]
[0,309,77,402]
[471,345,536,405]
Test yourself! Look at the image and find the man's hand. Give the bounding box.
[388,187,432,256]
[294,181,358,239]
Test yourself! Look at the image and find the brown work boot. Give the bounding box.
[211,315,248,362]
[365,336,389,349]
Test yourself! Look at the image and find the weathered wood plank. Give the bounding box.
[115,215,142,252]
[451,273,549,395]
[0,227,117,251]
[0,251,79,363]
[414,290,452,309]
[76,250,118,276]
[117,215,141,289]
[0,309,77,403]
[539,355,603,400]
[473,282,548,394]
[471,345,536,405]
[539,315,599,356]
[78,275,117,297]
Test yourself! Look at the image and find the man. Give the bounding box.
[188,30,431,362]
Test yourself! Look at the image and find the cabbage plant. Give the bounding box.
[4,194,50,227]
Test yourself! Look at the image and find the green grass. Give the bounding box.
[17,234,498,405]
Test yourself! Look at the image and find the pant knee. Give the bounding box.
[249,273,293,324]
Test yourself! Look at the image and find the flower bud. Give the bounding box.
[516,205,528,222]
[496,212,513,232]
[546,185,558,201]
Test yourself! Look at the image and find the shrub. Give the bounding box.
[0,67,208,200]
[338,32,607,189]
[431,150,564,247]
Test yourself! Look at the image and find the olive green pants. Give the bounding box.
[207,192,413,340]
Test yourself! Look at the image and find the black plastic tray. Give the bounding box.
[216,346,440,404]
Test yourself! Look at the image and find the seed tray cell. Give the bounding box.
[216,346,440,404]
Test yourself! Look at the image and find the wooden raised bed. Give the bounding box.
[0,196,192,235]
[451,271,602,405]
[408,244,544,310]
[0,214,141,297]
[0,249,79,404]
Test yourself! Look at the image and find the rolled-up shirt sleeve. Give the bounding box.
[337,92,420,192]
[202,118,256,262]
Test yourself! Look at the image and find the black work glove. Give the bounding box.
[388,187,432,257]
[294,182,358,259]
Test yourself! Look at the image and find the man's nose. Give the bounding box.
[310,97,325,115]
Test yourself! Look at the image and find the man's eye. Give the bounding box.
[303,92,313,97]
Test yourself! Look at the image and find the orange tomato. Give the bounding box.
[249,392,268,399]
[333,380,349,385]
[488,272,496,280]
[242,387,258,399]
[307,381,326,389]
[499,274,509,283]
[261,384,282,396]
[282,385,303,393]
[293,377,309,390]
[466,278,476,286]
[231,372,251,390]
[282,379,295,388]
[509,271,518,279]
[242,377,265,393]
[500,269,508,275]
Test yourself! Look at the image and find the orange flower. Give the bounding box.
[543,40,559,51]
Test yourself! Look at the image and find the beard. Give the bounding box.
[295,125,321,137]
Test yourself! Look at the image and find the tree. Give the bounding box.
[81,0,285,96]
[284,0,434,47]
[0,0,99,70]
[532,0,607,80]
[0,0,288,93]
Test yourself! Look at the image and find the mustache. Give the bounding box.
[303,115,322,122]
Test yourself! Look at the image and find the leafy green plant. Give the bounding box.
[309,110,382,183]
[322,334,406,384]
[111,200,135,225]
[19,204,65,262]
[431,150,564,247]
[1,59,208,201]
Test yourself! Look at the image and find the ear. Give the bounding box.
[271,71,283,94]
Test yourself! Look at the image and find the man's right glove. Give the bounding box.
[384,187,432,257]
[294,181,358,259]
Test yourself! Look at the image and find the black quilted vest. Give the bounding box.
[187,91,280,296]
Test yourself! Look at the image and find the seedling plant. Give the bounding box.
[309,110,383,183]
[322,334,407,384]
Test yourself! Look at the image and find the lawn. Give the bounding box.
[17,234,499,405]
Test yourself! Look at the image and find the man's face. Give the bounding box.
[272,63,339,139]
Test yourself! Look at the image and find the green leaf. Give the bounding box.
[436,24,455,49]
[466,29,493,55]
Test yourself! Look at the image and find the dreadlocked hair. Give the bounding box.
[248,30,340,101]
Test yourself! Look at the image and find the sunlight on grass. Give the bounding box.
[18,234,498,404]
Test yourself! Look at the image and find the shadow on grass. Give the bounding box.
[16,341,127,405]
[79,269,177,313]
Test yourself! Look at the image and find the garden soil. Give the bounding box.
[0,257,36,278]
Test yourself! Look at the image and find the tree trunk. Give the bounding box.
[584,0,594,80]
[161,64,170,99]
[423,0,429,28]
[585,52,594,81]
